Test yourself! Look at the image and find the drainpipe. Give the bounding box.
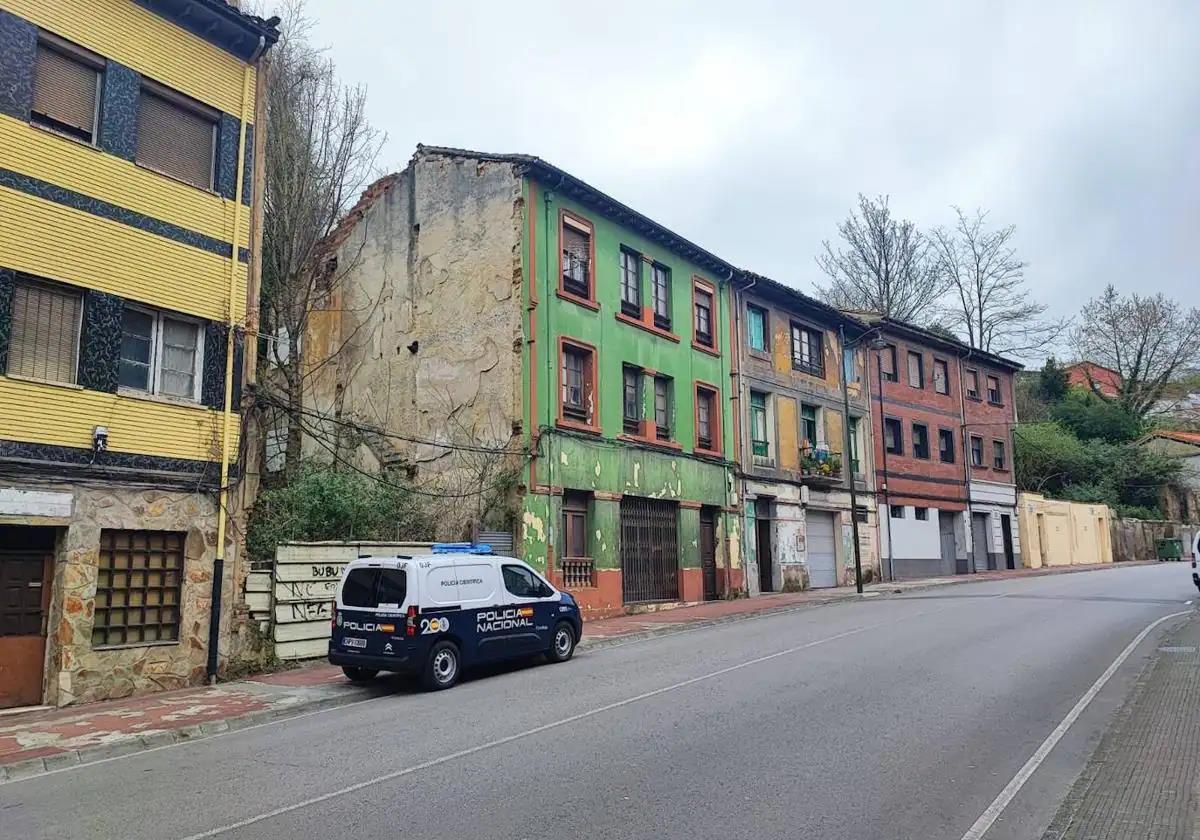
[875,347,895,581]
[208,40,262,684]
[719,266,735,597]
[958,346,976,574]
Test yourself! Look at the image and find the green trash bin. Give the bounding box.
[1156,538,1182,561]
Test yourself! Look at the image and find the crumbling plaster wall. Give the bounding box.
[304,153,526,535]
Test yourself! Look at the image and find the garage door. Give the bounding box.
[807,511,837,589]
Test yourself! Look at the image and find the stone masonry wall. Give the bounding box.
[44,484,223,706]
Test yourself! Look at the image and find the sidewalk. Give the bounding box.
[0,559,1156,783]
[1043,609,1200,839]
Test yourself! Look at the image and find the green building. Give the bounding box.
[303,146,743,618]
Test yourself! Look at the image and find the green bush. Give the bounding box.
[1051,389,1143,443]
[246,464,433,565]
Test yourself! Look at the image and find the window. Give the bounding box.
[933,358,950,395]
[560,342,595,425]
[750,391,770,459]
[654,375,672,440]
[696,384,719,452]
[890,505,906,519]
[801,404,819,449]
[907,351,924,388]
[93,530,183,647]
[965,369,980,400]
[791,323,824,376]
[854,505,869,523]
[7,279,82,384]
[502,564,552,599]
[560,214,593,301]
[880,344,898,382]
[987,375,1003,405]
[912,423,930,459]
[938,428,955,463]
[339,567,407,609]
[747,305,768,352]
[622,365,642,434]
[137,82,218,189]
[843,346,859,383]
[914,507,929,521]
[693,284,715,349]
[119,306,203,400]
[970,435,984,467]
[884,417,903,455]
[619,248,641,316]
[562,492,589,559]
[993,440,1007,469]
[651,264,671,329]
[31,36,101,143]
[848,417,861,474]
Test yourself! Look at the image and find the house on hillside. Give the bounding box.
[1138,430,1200,523]
[1064,361,1122,398]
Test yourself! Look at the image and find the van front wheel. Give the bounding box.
[422,641,461,690]
[547,622,576,663]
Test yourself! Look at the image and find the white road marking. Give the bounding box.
[178,604,960,840]
[958,609,1191,840]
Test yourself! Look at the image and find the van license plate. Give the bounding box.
[343,637,367,649]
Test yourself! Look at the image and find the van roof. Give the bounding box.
[345,553,518,569]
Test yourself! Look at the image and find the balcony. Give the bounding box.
[800,445,844,484]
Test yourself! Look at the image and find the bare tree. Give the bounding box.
[257,0,383,477]
[930,207,1066,357]
[815,194,945,323]
[1073,285,1200,418]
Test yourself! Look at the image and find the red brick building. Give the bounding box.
[865,319,1022,579]
[1064,361,1122,398]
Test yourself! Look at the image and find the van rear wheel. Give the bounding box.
[547,622,576,663]
[422,640,460,690]
[342,666,379,682]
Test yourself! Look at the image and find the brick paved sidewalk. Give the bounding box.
[0,559,1155,784]
[1044,610,1200,839]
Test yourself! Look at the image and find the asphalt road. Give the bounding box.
[1,563,1194,840]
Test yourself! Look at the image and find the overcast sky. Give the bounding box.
[299,0,1198,353]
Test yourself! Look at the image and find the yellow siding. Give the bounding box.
[777,396,799,471]
[1,0,254,116]
[0,378,236,462]
[0,116,249,251]
[0,186,245,322]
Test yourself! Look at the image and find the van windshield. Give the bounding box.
[341,568,407,608]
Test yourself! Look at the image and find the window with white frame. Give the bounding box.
[119,306,204,400]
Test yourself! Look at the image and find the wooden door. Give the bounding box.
[0,549,52,708]
[700,509,717,601]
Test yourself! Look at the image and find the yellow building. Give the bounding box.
[0,0,276,708]
[1017,493,1113,569]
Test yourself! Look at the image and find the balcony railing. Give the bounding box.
[751,439,774,467]
[560,557,595,589]
[800,445,843,483]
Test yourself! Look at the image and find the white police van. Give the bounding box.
[328,543,583,690]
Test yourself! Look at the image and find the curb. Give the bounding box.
[0,560,1162,785]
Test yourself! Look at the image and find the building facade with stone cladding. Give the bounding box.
[0,0,276,707]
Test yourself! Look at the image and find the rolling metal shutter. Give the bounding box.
[8,281,82,384]
[807,510,838,589]
[137,91,216,189]
[32,44,98,136]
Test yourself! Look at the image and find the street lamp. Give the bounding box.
[839,325,889,594]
